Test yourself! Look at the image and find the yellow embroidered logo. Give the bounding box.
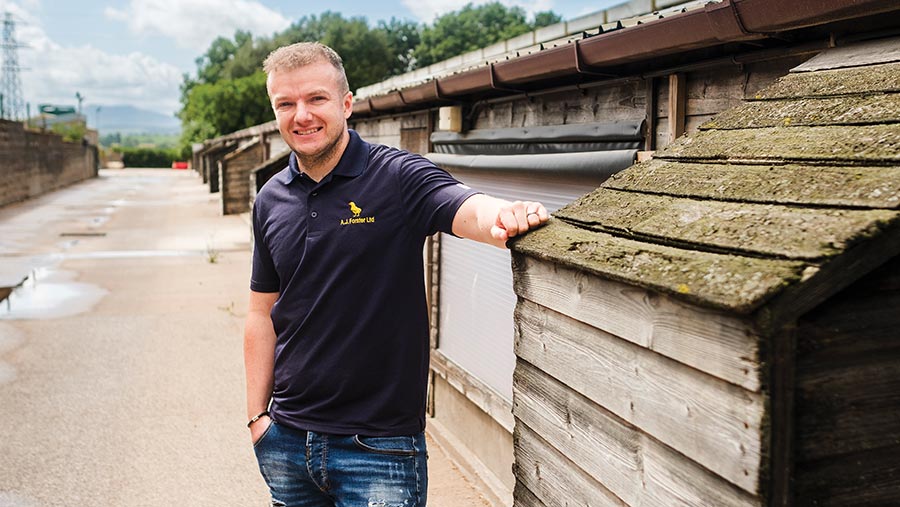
[341,201,375,225]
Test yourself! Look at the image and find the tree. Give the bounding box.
[378,17,422,75]
[413,2,532,68]
[533,10,562,28]
[177,71,274,156]
[194,32,244,85]
[275,12,392,92]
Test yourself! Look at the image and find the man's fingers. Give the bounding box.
[494,201,549,242]
[490,225,509,242]
[496,206,520,237]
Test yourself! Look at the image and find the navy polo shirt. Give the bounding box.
[251,130,479,436]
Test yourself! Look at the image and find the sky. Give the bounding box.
[0,0,623,123]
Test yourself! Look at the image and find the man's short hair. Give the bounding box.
[263,42,350,94]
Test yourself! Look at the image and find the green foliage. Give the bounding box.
[413,2,532,67]
[50,121,87,143]
[178,71,274,155]
[177,4,562,151]
[100,132,179,149]
[378,17,422,75]
[533,10,563,28]
[117,146,181,168]
[274,12,392,92]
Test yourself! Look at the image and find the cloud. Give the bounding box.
[105,0,292,52]
[402,0,556,23]
[1,1,183,115]
[26,44,184,114]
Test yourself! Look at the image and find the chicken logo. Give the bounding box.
[341,200,375,226]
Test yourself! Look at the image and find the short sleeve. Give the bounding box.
[250,199,280,293]
[395,154,480,237]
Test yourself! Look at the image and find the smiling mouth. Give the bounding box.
[294,127,323,136]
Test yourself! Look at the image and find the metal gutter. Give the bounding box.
[352,0,899,117]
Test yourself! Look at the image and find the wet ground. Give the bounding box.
[0,169,489,506]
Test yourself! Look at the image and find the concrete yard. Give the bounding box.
[0,169,489,507]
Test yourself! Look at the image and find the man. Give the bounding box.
[245,42,549,507]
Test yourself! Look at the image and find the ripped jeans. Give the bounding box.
[253,420,428,507]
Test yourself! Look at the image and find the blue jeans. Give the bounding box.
[253,420,428,506]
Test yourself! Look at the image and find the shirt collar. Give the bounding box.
[283,129,368,185]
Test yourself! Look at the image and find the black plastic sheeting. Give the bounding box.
[430,120,644,147]
[425,150,637,180]
[432,140,641,155]
[428,121,642,178]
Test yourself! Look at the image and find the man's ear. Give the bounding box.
[343,92,353,119]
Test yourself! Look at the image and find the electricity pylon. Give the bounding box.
[1,12,26,121]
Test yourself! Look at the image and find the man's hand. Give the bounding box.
[489,200,550,243]
[249,414,273,445]
[453,195,550,248]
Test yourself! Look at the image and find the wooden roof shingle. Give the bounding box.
[511,37,900,323]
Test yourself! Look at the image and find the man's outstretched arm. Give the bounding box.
[243,290,279,442]
[452,194,550,249]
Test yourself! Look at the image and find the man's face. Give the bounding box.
[267,61,353,163]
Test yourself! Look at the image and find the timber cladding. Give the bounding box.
[220,139,264,215]
[509,38,900,506]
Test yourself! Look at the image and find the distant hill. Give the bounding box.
[92,105,181,135]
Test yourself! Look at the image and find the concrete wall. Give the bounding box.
[431,376,515,507]
[220,139,264,215]
[0,119,98,208]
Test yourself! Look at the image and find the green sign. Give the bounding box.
[39,105,77,115]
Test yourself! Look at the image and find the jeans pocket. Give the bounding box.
[253,420,277,449]
[353,435,418,457]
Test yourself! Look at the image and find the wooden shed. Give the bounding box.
[509,38,900,506]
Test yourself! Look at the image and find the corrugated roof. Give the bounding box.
[511,37,900,323]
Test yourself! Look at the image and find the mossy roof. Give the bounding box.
[511,38,900,319]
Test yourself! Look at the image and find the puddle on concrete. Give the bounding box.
[0,267,108,320]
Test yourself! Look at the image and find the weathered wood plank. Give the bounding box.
[796,357,900,463]
[668,73,686,143]
[511,222,807,316]
[657,125,900,164]
[514,300,765,494]
[657,57,806,118]
[798,289,900,362]
[701,93,900,130]
[604,160,900,209]
[514,360,643,505]
[557,188,899,260]
[754,62,900,99]
[760,221,900,330]
[510,253,766,390]
[793,445,900,506]
[514,359,762,505]
[513,482,548,507]
[473,82,646,130]
[514,422,628,507]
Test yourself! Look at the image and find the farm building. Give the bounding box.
[510,38,900,506]
[192,0,900,504]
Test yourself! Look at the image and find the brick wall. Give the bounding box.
[220,139,263,215]
[0,119,98,208]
